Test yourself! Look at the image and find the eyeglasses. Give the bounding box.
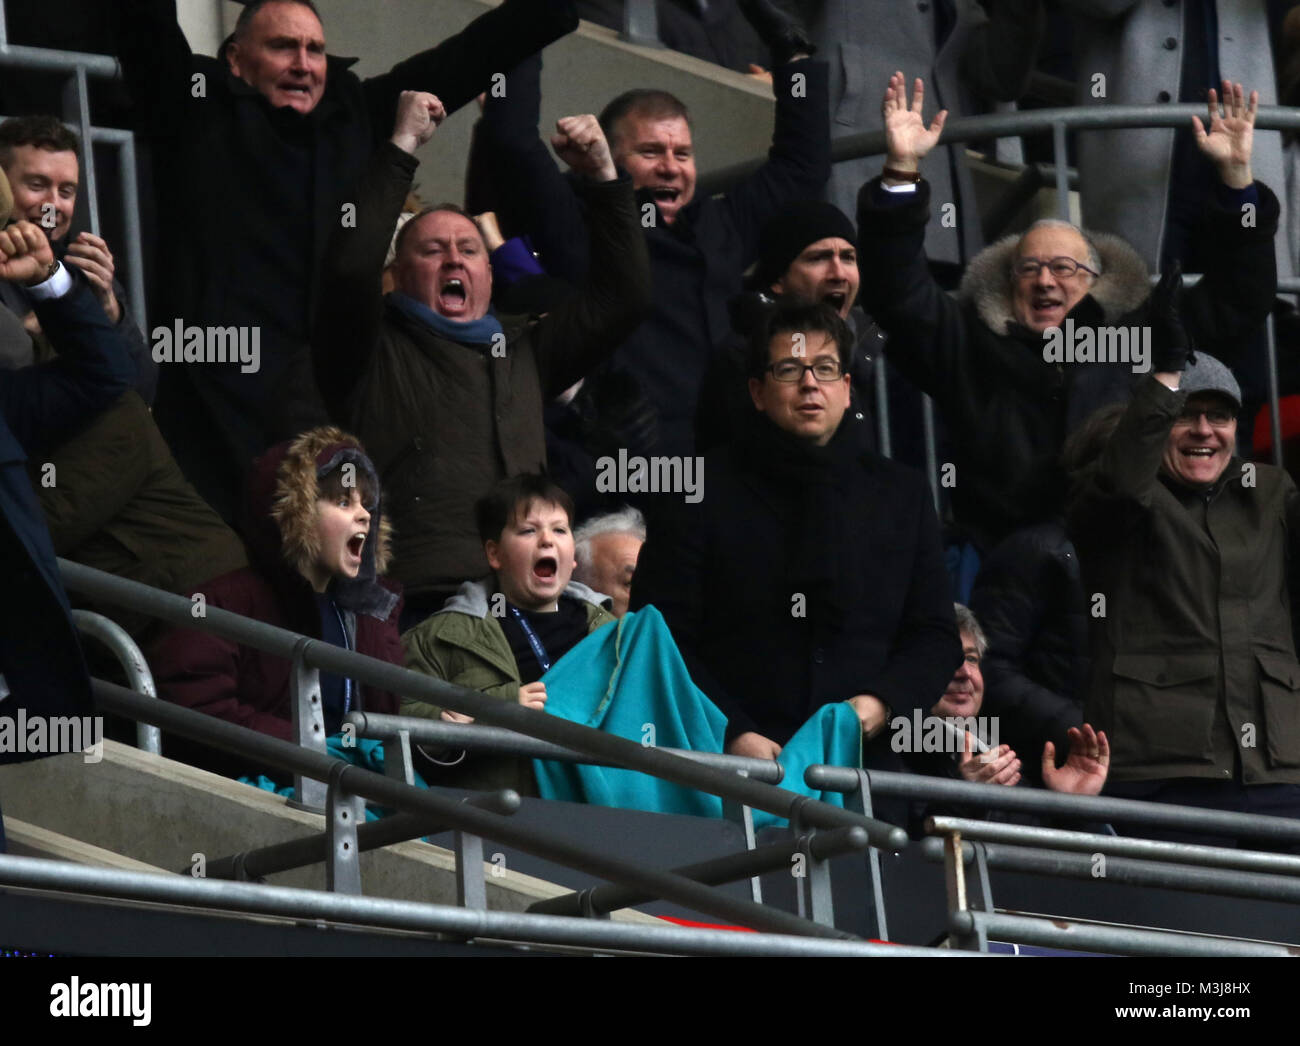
[1011,256,1098,280]
[1175,406,1237,427]
[765,357,844,383]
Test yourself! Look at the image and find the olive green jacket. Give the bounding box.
[401,579,615,792]
[1069,375,1300,784]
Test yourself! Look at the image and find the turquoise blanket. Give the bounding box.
[532,606,862,828]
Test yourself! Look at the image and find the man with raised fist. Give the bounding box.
[313,92,649,628]
[0,115,154,403]
[110,0,580,522]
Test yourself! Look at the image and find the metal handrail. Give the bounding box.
[60,559,905,851]
[70,609,160,755]
[699,104,1300,194]
[90,675,850,939]
[925,835,1300,908]
[0,852,953,957]
[927,816,1300,878]
[950,909,1294,958]
[807,764,1300,847]
[347,711,785,784]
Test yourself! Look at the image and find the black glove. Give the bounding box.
[1147,261,1196,373]
[736,0,815,65]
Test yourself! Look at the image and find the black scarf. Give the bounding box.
[736,415,865,632]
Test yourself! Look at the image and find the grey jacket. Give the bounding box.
[809,0,1044,266]
[1063,0,1292,279]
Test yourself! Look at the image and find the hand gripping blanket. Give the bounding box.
[532,606,861,828]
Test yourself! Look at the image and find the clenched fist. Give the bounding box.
[551,115,616,182]
[0,221,55,287]
[391,91,446,154]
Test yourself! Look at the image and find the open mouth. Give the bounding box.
[347,533,366,558]
[823,291,847,310]
[1031,294,1063,312]
[533,556,558,581]
[438,277,467,313]
[652,187,680,205]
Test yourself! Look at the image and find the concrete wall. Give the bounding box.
[179,0,778,207]
[0,741,660,923]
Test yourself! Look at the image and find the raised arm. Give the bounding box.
[1180,82,1279,355]
[109,0,198,138]
[473,53,589,281]
[0,224,136,454]
[312,91,445,420]
[856,74,966,404]
[361,0,577,137]
[721,57,831,262]
[531,117,651,397]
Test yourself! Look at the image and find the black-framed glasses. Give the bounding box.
[1175,406,1237,427]
[1012,256,1098,280]
[765,357,844,383]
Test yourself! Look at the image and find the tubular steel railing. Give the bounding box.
[59,559,908,936]
[0,850,954,957]
[70,609,160,755]
[808,763,1300,954]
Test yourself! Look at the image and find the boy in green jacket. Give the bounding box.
[401,474,615,791]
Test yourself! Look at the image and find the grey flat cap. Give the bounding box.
[1180,352,1241,408]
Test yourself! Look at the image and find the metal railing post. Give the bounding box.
[385,728,415,787]
[454,829,487,910]
[1266,310,1284,467]
[1051,119,1070,220]
[325,766,363,895]
[720,769,762,904]
[288,637,327,812]
[788,798,835,927]
[847,768,889,942]
[61,65,99,234]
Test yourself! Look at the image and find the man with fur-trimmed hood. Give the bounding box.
[856,73,1278,553]
[147,426,404,777]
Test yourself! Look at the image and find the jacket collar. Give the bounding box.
[436,578,613,619]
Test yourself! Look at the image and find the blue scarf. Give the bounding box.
[389,292,505,346]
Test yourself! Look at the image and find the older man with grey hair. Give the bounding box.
[573,506,646,618]
[857,73,1279,554]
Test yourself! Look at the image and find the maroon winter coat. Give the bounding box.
[146,427,403,771]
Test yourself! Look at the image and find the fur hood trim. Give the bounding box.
[270,426,393,579]
[244,426,397,621]
[959,227,1151,334]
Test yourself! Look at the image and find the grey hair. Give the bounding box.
[1019,218,1103,277]
[953,603,988,658]
[574,506,647,569]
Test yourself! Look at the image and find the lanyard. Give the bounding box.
[509,605,552,674]
[331,601,353,714]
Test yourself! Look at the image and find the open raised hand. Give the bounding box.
[1192,80,1256,189]
[882,71,947,176]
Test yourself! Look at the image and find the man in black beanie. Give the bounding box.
[699,199,884,452]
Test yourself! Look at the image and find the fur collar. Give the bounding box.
[959,228,1152,334]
